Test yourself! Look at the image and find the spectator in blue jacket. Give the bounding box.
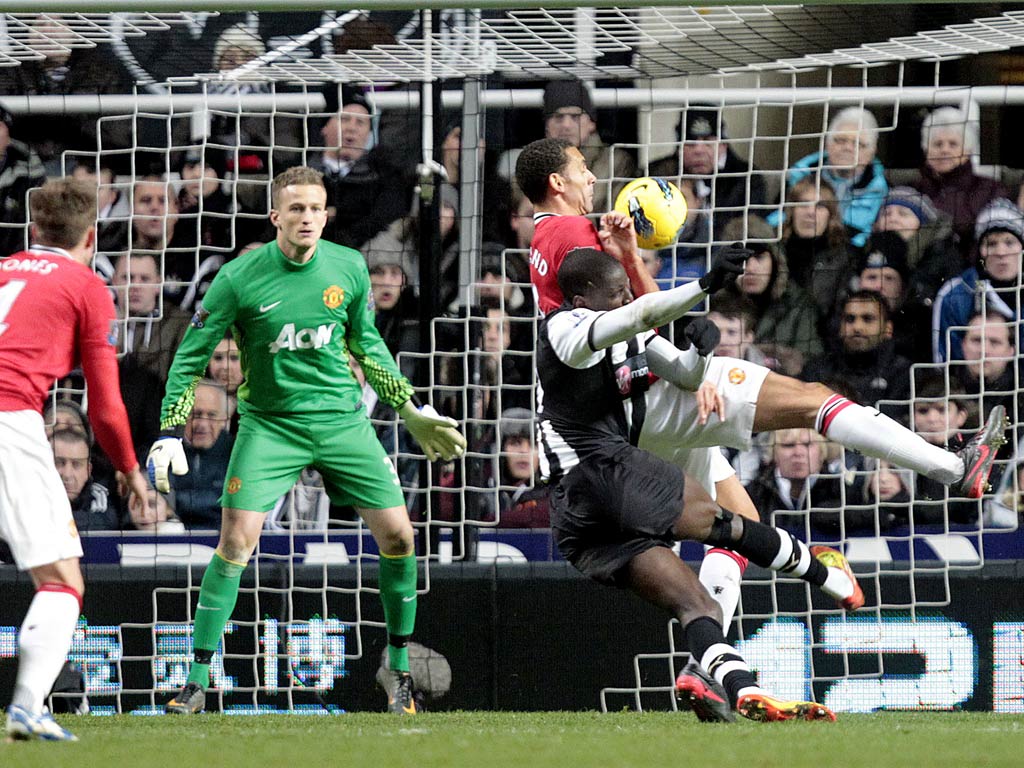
[772,107,888,248]
[932,198,1023,362]
[170,380,233,529]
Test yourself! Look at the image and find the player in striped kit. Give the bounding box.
[1,179,151,741]
[146,166,465,716]
[516,137,1006,719]
[539,247,852,721]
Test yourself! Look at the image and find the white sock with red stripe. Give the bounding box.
[11,583,81,715]
[698,548,747,628]
[816,394,963,483]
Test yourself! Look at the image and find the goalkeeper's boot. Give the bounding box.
[674,661,735,723]
[957,404,1007,499]
[166,681,206,715]
[811,546,864,611]
[5,705,78,742]
[385,670,418,715]
[736,693,835,723]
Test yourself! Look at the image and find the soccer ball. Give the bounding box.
[614,177,688,250]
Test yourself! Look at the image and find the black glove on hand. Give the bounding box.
[698,242,752,294]
[683,317,721,357]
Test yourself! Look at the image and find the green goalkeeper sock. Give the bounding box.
[379,551,417,672]
[186,551,246,687]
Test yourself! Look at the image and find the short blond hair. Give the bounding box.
[30,178,96,249]
[271,166,324,207]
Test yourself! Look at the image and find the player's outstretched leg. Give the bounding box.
[754,374,1007,500]
[166,549,246,715]
[678,509,864,610]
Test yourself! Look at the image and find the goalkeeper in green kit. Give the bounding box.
[146,166,466,716]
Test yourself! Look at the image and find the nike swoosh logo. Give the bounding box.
[196,603,217,611]
[259,301,282,313]
[402,595,416,603]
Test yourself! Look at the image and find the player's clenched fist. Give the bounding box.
[146,436,189,492]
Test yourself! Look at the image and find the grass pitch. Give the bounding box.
[3,711,1022,768]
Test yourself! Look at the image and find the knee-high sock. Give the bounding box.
[698,548,747,629]
[379,552,417,673]
[683,616,762,706]
[12,584,81,714]
[817,395,963,483]
[187,551,245,687]
[708,516,854,602]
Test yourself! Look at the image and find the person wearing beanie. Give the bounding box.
[912,107,1008,259]
[932,197,1024,362]
[650,104,768,239]
[316,83,413,251]
[874,185,962,298]
[541,78,636,213]
[857,232,912,310]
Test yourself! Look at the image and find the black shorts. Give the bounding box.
[551,442,685,587]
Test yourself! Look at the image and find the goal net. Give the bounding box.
[1,3,1022,715]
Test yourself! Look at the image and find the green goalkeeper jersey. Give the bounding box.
[160,239,414,430]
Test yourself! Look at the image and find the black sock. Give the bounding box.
[683,616,758,706]
[735,519,827,587]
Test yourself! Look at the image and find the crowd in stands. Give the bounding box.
[2,31,1023,546]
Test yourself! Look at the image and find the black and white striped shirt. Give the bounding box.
[536,305,654,483]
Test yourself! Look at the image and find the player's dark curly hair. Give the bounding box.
[515,137,574,205]
[557,247,620,302]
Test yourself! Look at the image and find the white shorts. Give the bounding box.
[0,410,83,570]
[639,355,770,463]
[677,446,736,500]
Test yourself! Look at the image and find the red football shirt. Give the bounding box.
[0,246,138,472]
[529,213,602,314]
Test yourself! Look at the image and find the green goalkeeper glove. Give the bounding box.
[399,401,467,461]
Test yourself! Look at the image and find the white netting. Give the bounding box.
[3,3,1022,714]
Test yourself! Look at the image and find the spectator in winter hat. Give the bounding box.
[317,83,413,250]
[933,197,1024,362]
[873,185,962,305]
[650,104,768,238]
[540,78,635,213]
[856,229,934,362]
[857,232,911,312]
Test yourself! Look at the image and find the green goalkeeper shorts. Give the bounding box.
[220,409,405,512]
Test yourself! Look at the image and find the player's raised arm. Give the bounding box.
[599,209,659,299]
[644,317,721,392]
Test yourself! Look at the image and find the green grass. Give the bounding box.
[3,711,1023,768]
